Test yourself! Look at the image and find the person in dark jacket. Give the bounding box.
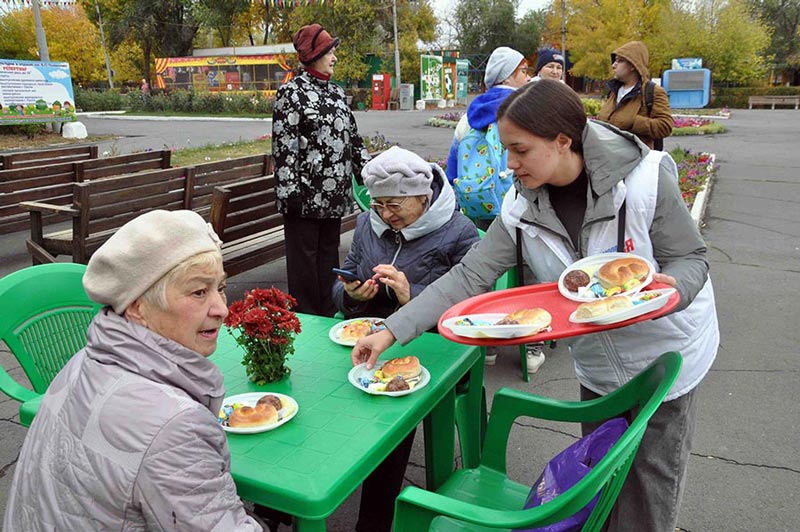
[272,23,370,316]
[333,146,478,532]
[334,146,479,318]
[597,40,673,149]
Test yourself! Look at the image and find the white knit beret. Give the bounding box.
[83,210,223,314]
[362,146,434,201]
[484,46,525,88]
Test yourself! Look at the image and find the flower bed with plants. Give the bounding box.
[669,147,718,211]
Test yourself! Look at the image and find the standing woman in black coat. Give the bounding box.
[272,23,370,316]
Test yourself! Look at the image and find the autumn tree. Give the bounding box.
[747,0,800,84]
[0,6,106,85]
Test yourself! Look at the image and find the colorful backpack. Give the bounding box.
[453,122,513,220]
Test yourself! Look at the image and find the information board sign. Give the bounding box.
[0,59,77,125]
[420,55,443,100]
[456,59,469,99]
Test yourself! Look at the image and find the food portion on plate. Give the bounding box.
[569,288,676,325]
[218,393,294,429]
[444,308,552,339]
[356,355,423,393]
[339,318,386,342]
[559,254,654,302]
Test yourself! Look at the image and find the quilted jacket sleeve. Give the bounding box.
[134,407,262,531]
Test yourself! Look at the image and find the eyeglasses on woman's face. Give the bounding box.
[369,197,410,213]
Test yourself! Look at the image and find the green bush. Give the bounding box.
[0,123,47,139]
[713,86,800,108]
[192,92,225,114]
[169,89,194,113]
[74,87,126,112]
[582,97,603,117]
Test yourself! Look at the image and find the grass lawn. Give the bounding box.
[672,122,726,136]
[170,138,272,166]
[0,130,113,152]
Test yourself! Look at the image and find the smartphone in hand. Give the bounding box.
[332,268,361,283]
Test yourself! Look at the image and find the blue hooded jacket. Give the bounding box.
[445,86,515,184]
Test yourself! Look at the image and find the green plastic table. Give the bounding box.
[211,313,483,532]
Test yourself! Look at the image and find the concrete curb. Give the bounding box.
[77,112,272,122]
[689,153,716,226]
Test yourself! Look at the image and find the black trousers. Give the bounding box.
[282,214,341,317]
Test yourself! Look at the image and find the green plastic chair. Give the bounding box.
[352,174,371,212]
[392,351,683,532]
[0,263,102,426]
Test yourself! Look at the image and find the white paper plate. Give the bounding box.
[558,253,655,303]
[348,362,431,397]
[440,313,549,339]
[568,288,676,325]
[328,318,386,346]
[219,392,299,434]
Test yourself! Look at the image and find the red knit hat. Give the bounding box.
[293,24,340,65]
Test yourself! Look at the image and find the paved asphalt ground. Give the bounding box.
[1,108,798,531]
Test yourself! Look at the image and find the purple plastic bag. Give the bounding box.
[514,417,629,532]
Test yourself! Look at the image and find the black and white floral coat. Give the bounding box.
[272,70,370,219]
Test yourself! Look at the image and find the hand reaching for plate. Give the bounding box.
[373,264,411,305]
[351,328,396,369]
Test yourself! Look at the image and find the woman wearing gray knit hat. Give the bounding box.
[5,210,263,532]
[332,146,479,532]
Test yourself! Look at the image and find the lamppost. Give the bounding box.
[31,0,50,62]
[94,0,115,89]
[392,0,401,86]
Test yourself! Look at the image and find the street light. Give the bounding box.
[392,0,401,86]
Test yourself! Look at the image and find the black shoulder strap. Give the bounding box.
[516,226,525,286]
[644,80,655,115]
[617,199,627,252]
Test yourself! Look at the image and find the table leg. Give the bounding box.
[423,386,456,491]
[457,360,486,469]
[293,516,326,532]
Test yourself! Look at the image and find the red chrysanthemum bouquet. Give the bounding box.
[224,287,302,385]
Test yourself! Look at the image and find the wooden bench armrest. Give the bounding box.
[19,201,78,216]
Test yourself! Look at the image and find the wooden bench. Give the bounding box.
[0,145,98,171]
[0,150,171,235]
[21,154,274,264]
[210,176,360,277]
[748,95,800,109]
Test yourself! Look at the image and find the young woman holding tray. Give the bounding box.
[351,79,719,532]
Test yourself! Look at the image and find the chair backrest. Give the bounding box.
[0,263,102,393]
[351,174,371,212]
[481,351,682,529]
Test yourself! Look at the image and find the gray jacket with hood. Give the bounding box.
[4,309,261,531]
[333,166,479,318]
[384,121,718,399]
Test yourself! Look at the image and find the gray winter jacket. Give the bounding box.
[4,309,261,532]
[333,168,479,318]
[384,121,718,399]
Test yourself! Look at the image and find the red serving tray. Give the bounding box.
[438,281,680,347]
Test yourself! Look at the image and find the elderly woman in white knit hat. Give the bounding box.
[4,210,263,532]
[330,146,478,532]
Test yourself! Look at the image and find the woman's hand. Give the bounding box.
[373,264,411,305]
[341,277,379,302]
[652,272,677,287]
[351,328,396,369]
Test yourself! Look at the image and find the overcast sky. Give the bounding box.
[432,0,551,18]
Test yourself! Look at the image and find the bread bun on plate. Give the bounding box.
[228,403,278,428]
[340,320,373,341]
[380,356,421,380]
[575,295,633,319]
[597,257,650,290]
[495,308,552,331]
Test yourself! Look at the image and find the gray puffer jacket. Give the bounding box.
[4,309,261,532]
[333,167,479,318]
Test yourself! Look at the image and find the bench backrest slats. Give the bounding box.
[0,170,75,192]
[191,155,272,218]
[0,145,97,170]
[80,150,171,180]
[0,162,75,183]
